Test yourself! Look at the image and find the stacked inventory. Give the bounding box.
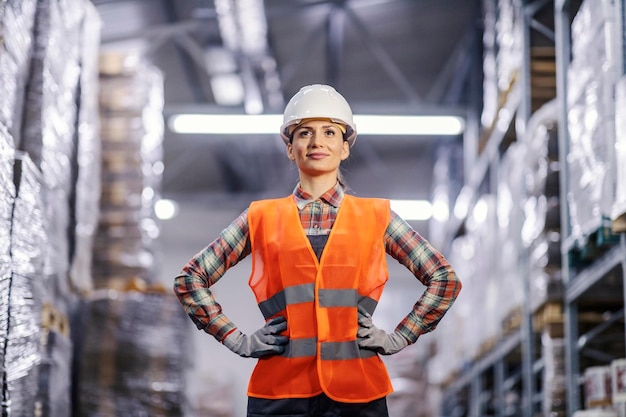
[481,0,523,127]
[93,53,165,291]
[0,0,101,415]
[0,0,37,145]
[521,102,565,416]
[521,100,561,310]
[73,53,189,416]
[436,0,626,416]
[566,0,619,249]
[75,290,188,416]
[8,154,52,416]
[20,0,96,305]
[612,77,626,231]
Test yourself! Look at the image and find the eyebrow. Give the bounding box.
[295,124,339,131]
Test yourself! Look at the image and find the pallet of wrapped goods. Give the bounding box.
[583,366,612,409]
[542,336,567,417]
[611,76,626,232]
[94,57,164,291]
[19,0,90,302]
[567,0,619,251]
[33,302,72,417]
[0,0,38,147]
[70,1,102,295]
[522,100,563,310]
[497,143,526,334]
[36,328,72,417]
[0,145,16,400]
[74,287,188,417]
[3,153,46,416]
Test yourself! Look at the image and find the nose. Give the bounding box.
[307,129,322,147]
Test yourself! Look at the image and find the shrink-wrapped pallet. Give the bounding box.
[481,0,523,127]
[0,140,15,399]
[465,195,501,353]
[75,290,188,417]
[36,328,72,417]
[522,100,562,309]
[611,76,626,231]
[19,0,89,301]
[566,0,619,246]
[0,0,37,147]
[70,2,102,293]
[542,335,567,417]
[3,153,46,416]
[93,54,164,290]
[497,143,526,321]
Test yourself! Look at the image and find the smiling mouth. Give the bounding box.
[307,153,328,159]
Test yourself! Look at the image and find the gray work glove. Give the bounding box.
[223,316,288,358]
[357,308,409,355]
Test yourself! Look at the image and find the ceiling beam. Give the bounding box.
[343,5,421,104]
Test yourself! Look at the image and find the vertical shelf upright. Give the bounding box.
[439,1,559,416]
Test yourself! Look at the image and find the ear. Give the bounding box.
[340,140,350,161]
[286,143,295,160]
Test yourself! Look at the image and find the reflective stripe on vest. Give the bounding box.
[246,195,393,403]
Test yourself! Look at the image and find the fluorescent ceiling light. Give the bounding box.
[168,114,464,136]
[155,199,179,220]
[390,200,433,221]
[355,115,464,135]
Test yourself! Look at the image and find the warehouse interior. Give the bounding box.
[1,0,626,416]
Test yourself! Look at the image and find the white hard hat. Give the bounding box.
[280,84,357,146]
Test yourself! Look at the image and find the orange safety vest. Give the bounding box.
[246,195,393,403]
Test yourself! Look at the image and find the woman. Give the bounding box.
[173,84,462,417]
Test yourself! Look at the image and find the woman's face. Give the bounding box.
[287,119,350,179]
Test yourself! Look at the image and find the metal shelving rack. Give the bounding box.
[555,0,626,416]
[440,0,626,415]
[440,2,557,416]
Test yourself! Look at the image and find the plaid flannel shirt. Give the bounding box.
[173,183,462,344]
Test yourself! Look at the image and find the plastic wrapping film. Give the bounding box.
[93,55,165,290]
[430,196,503,379]
[481,0,499,126]
[481,0,523,127]
[75,290,189,416]
[465,195,501,353]
[0,132,16,400]
[429,233,475,384]
[521,101,562,309]
[19,0,87,301]
[496,143,526,316]
[70,2,102,294]
[611,76,626,231]
[36,329,72,417]
[9,155,73,417]
[495,0,522,91]
[0,0,37,147]
[541,333,567,417]
[3,153,46,416]
[566,0,618,246]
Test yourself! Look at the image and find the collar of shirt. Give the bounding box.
[292,183,344,210]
